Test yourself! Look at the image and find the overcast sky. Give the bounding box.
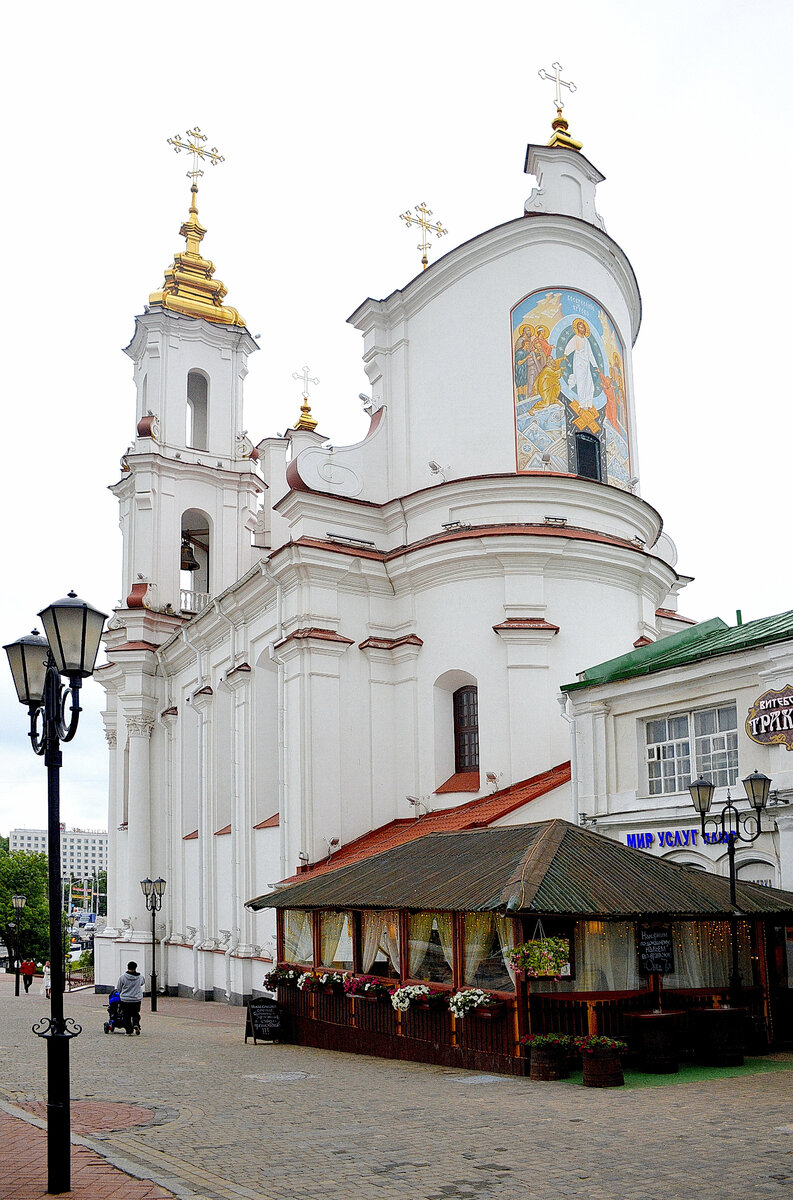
[1,0,791,837]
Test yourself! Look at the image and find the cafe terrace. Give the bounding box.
[249,819,793,1075]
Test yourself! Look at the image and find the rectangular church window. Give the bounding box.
[575,432,602,481]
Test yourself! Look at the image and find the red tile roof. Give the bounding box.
[278,761,570,884]
[254,813,280,830]
[435,771,480,794]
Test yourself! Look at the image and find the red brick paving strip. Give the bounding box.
[17,1098,157,1133]
[0,1109,176,1199]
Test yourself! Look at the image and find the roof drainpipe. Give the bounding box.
[182,625,206,999]
[214,598,241,1003]
[262,561,286,884]
[557,693,578,825]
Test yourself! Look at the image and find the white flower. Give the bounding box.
[390,984,431,1011]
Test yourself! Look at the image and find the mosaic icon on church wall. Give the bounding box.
[511,288,631,488]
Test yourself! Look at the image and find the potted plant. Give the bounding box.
[263,965,299,990]
[390,984,445,1012]
[506,937,570,978]
[342,974,391,1001]
[448,988,504,1018]
[316,970,346,992]
[296,970,322,992]
[575,1035,627,1087]
[520,1032,575,1081]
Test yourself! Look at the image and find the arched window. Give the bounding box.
[180,509,211,613]
[575,432,601,481]
[453,685,479,773]
[186,370,208,450]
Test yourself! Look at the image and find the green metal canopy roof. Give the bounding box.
[562,609,793,693]
[247,820,793,920]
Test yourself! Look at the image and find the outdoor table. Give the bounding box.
[628,1010,684,1073]
[691,1006,746,1067]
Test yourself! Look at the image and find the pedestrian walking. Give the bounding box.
[40,961,51,998]
[116,961,144,1035]
[20,960,36,994]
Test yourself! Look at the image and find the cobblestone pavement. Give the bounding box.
[2,975,793,1200]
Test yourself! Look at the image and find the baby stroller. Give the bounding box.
[104,990,123,1034]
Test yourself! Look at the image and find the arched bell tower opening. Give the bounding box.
[180,508,212,614]
[186,370,209,450]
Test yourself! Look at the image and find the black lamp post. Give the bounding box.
[688,768,772,1007]
[12,893,26,996]
[4,591,107,1195]
[140,877,166,1012]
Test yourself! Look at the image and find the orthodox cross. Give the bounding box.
[538,62,577,112]
[399,202,448,270]
[292,365,319,398]
[167,126,225,182]
[292,366,319,433]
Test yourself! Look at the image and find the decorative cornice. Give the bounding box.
[358,634,424,651]
[493,618,560,635]
[275,627,354,650]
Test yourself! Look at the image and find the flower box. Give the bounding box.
[471,1001,506,1019]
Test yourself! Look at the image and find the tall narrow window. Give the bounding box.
[186,370,208,450]
[575,432,602,481]
[453,685,479,772]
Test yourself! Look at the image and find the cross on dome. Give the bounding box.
[292,366,320,432]
[167,127,225,184]
[399,202,448,270]
[537,61,583,152]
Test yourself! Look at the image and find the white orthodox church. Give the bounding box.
[95,111,696,1002]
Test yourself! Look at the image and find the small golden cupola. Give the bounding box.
[538,62,583,152]
[149,127,245,328]
[292,365,320,432]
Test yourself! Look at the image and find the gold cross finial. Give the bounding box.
[167,126,225,185]
[538,63,582,152]
[292,366,320,432]
[399,202,448,270]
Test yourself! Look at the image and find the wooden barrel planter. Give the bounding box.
[581,1049,624,1088]
[530,1047,570,1081]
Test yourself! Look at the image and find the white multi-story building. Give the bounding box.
[8,826,108,879]
[95,113,697,1002]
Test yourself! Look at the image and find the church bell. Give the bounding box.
[180,537,200,572]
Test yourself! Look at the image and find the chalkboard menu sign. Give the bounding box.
[245,996,282,1044]
[638,924,675,975]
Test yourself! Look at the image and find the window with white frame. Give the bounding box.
[646,704,738,795]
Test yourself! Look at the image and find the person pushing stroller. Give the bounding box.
[116,961,144,1036]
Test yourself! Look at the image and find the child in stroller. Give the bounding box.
[104,990,124,1034]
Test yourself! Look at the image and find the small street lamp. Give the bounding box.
[688,768,772,1006]
[12,894,26,997]
[4,591,107,1195]
[140,877,166,1012]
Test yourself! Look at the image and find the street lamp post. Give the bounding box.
[140,877,166,1012]
[12,894,26,996]
[4,592,107,1195]
[688,769,772,1007]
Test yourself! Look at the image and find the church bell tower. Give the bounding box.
[111,131,261,620]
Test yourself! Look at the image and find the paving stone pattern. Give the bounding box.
[1,976,792,1200]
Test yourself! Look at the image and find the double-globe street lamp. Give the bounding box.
[688,768,772,1007]
[12,893,26,996]
[140,877,166,1012]
[4,592,107,1196]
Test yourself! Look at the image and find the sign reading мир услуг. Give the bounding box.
[746,685,793,752]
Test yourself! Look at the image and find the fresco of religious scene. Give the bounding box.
[511,288,631,488]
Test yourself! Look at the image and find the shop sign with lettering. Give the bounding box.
[746,685,793,751]
[626,828,739,850]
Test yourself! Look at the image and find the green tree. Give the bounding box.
[97,869,107,917]
[0,846,50,965]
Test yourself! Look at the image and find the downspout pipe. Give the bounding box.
[214,598,242,1002]
[557,692,579,825]
[262,562,285,883]
[182,625,206,999]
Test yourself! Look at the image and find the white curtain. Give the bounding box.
[362,911,401,973]
[362,912,384,972]
[408,913,434,976]
[464,914,495,984]
[436,913,455,972]
[495,916,517,986]
[666,921,752,988]
[283,910,313,965]
[320,912,345,966]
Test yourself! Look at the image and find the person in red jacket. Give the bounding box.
[20,959,36,993]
